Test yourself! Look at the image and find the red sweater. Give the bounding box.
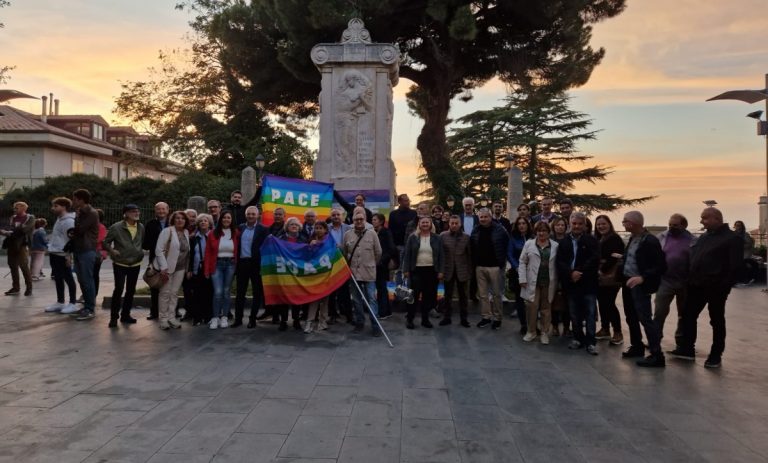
[203,228,240,277]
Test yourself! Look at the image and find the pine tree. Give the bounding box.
[447,91,653,213]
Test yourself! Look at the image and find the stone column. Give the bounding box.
[187,196,207,213]
[310,18,399,197]
[241,166,258,204]
[506,166,523,221]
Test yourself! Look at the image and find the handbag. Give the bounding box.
[598,259,622,287]
[143,230,173,289]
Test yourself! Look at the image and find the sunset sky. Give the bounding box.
[2,0,767,229]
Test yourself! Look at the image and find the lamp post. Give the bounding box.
[708,73,768,288]
[254,154,266,186]
[505,154,523,221]
[479,195,489,208]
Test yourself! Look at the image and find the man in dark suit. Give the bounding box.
[334,191,373,224]
[556,212,600,355]
[235,206,270,329]
[226,190,246,226]
[141,202,169,320]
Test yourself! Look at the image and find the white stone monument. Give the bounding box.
[311,18,399,199]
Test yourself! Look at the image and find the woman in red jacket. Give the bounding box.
[204,210,240,330]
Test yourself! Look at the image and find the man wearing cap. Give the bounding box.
[103,204,145,328]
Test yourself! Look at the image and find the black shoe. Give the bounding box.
[460,319,470,328]
[406,320,415,329]
[293,320,302,331]
[637,354,665,368]
[519,326,527,335]
[247,320,256,329]
[372,329,382,337]
[491,321,501,330]
[439,318,451,326]
[271,317,280,325]
[24,288,32,296]
[4,288,19,296]
[75,310,95,321]
[278,321,288,331]
[108,319,118,328]
[120,316,137,324]
[668,347,695,360]
[146,315,158,321]
[622,346,645,359]
[327,317,337,325]
[421,320,433,329]
[704,355,722,368]
[477,319,492,328]
[352,324,364,333]
[231,320,242,328]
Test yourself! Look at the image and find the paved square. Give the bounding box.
[0,259,766,462]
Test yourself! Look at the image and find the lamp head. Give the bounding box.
[746,110,764,120]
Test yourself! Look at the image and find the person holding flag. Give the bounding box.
[343,212,382,336]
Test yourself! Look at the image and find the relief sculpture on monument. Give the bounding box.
[334,70,373,177]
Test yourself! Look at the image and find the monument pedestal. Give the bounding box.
[311,19,399,204]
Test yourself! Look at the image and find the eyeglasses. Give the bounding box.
[353,218,365,222]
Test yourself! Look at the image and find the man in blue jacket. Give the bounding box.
[234,206,270,328]
[620,211,667,367]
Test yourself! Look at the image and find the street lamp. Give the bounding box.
[708,73,768,288]
[479,195,489,208]
[446,195,455,210]
[254,154,266,186]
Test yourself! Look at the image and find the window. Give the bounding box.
[126,137,136,150]
[72,159,84,173]
[92,124,104,140]
[103,166,113,181]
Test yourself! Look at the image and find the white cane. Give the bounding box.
[348,277,394,348]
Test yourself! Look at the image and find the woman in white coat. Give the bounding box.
[155,211,191,330]
[518,221,559,344]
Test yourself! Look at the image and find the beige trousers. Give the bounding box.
[159,269,185,323]
[476,266,503,321]
[307,296,329,325]
[525,283,552,335]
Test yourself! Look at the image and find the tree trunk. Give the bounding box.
[415,86,463,204]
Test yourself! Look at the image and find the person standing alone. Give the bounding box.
[103,204,145,328]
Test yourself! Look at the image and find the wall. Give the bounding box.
[0,146,46,193]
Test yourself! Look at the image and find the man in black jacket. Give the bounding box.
[388,194,417,249]
[470,209,509,330]
[556,212,600,355]
[671,208,742,368]
[142,201,169,320]
[235,206,270,328]
[335,191,373,224]
[226,190,246,226]
[620,211,667,367]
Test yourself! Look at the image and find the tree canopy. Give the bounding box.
[166,0,625,200]
[447,91,653,213]
[0,0,14,84]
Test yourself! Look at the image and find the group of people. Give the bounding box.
[1,188,750,368]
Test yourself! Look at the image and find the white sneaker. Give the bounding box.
[540,333,550,345]
[168,318,181,329]
[60,303,80,314]
[219,316,229,328]
[209,318,219,330]
[304,321,314,334]
[523,332,536,342]
[45,302,64,313]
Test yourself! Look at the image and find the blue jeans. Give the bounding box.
[74,250,97,312]
[351,280,378,327]
[211,258,236,318]
[568,292,597,347]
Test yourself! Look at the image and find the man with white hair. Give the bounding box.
[343,212,382,336]
[459,197,478,234]
[671,207,742,368]
[620,211,667,367]
[303,209,317,238]
[236,206,270,329]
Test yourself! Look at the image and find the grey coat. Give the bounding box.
[440,231,472,281]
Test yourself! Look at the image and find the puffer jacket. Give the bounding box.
[48,212,76,254]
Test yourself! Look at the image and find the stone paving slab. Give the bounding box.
[0,258,767,462]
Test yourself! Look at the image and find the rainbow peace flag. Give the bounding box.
[261,235,352,305]
[260,175,334,226]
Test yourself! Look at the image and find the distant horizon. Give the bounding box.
[1,0,766,231]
